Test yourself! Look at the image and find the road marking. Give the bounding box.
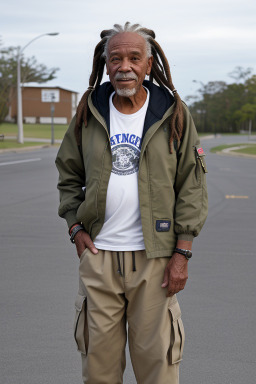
[0,158,41,167]
[225,195,249,199]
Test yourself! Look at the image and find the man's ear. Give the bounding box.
[146,56,153,76]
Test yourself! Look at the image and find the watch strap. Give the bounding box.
[174,247,192,260]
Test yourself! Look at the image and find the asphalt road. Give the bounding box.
[0,135,256,384]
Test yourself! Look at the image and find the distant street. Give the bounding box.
[0,135,256,384]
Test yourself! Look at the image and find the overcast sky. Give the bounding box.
[1,0,256,100]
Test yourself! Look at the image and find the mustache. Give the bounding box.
[114,72,138,81]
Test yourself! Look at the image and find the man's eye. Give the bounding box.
[131,57,139,61]
[111,57,120,62]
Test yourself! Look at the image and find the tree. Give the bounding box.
[188,80,228,132]
[186,67,256,133]
[234,102,256,129]
[228,66,253,82]
[0,39,59,122]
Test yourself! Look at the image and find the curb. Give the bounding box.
[0,144,59,154]
[216,150,256,159]
[200,135,215,140]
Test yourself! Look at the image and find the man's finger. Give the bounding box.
[75,231,98,255]
[87,243,98,254]
[78,248,86,258]
[161,267,169,288]
[83,234,98,254]
[167,287,179,296]
[84,236,98,255]
[167,282,186,296]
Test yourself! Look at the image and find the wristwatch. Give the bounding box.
[174,247,192,260]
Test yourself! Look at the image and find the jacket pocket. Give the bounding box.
[168,298,185,364]
[74,294,89,355]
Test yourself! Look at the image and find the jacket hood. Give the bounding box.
[91,80,175,138]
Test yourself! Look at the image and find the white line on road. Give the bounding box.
[0,158,42,166]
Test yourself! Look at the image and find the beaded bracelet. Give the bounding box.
[70,224,84,243]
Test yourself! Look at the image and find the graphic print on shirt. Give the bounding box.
[93,89,149,251]
[110,133,142,176]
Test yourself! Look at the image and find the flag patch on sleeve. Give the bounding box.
[197,147,205,155]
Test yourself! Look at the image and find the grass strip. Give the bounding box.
[0,140,50,150]
[0,123,68,140]
[210,144,240,153]
[233,145,256,155]
[211,143,256,155]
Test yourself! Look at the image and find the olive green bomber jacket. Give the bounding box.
[55,82,208,259]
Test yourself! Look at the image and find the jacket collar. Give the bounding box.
[91,80,174,138]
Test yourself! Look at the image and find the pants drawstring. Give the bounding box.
[117,252,122,276]
[132,251,136,272]
[117,251,136,275]
[122,252,125,277]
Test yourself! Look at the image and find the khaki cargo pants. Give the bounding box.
[74,249,185,384]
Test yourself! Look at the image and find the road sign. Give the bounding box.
[41,89,60,103]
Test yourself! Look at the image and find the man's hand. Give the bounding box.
[161,252,188,296]
[74,230,98,258]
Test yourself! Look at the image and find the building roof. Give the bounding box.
[22,83,78,94]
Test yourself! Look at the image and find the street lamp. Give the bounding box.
[17,32,59,143]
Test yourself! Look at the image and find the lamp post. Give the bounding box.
[17,32,59,144]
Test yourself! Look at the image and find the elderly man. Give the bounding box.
[56,22,208,384]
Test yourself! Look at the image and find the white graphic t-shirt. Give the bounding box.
[94,88,150,251]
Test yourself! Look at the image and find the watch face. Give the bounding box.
[185,250,192,259]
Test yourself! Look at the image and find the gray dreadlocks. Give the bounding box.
[75,22,184,153]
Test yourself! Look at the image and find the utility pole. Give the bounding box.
[17,50,23,143]
[17,33,59,143]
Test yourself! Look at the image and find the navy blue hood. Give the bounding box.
[91,80,174,140]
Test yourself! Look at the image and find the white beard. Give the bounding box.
[116,88,137,97]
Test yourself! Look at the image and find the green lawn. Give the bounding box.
[221,132,256,136]
[211,143,256,155]
[0,140,49,150]
[210,144,240,153]
[198,132,256,137]
[0,123,68,140]
[233,145,256,155]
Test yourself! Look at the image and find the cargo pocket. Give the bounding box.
[168,298,185,364]
[74,294,89,355]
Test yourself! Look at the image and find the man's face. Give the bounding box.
[106,32,153,97]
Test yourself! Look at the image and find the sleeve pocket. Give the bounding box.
[74,294,89,355]
[168,298,185,364]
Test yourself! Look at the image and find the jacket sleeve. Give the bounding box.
[55,116,85,229]
[173,104,208,241]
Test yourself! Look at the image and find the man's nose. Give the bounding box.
[118,58,132,72]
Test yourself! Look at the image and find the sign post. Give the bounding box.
[41,89,60,145]
[51,94,55,145]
